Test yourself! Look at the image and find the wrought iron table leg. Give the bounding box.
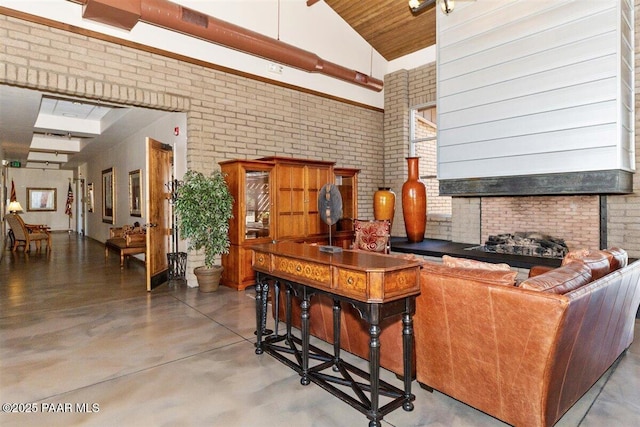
[254,274,267,355]
[254,275,273,342]
[402,298,415,411]
[368,304,381,427]
[261,279,272,336]
[286,285,293,339]
[332,299,341,371]
[300,287,311,386]
[273,279,280,337]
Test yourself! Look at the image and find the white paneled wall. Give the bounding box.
[437,0,634,180]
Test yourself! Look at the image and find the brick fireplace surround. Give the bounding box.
[481,196,601,252]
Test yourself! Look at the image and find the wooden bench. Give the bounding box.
[105,226,146,267]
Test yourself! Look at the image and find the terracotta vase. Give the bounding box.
[402,157,427,243]
[373,187,396,227]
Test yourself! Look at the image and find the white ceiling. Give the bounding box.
[0,85,173,170]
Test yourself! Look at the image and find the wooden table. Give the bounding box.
[252,242,421,427]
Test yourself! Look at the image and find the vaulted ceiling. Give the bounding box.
[323,0,437,60]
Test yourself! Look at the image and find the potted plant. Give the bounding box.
[174,169,234,292]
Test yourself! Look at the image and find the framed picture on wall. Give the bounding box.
[102,167,115,224]
[27,188,57,212]
[129,169,142,217]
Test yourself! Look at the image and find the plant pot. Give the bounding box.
[401,157,427,243]
[194,265,223,292]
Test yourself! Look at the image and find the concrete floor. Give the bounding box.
[1,233,639,426]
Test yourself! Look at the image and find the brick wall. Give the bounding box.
[383,69,411,236]
[0,13,383,283]
[452,197,481,244]
[414,139,451,215]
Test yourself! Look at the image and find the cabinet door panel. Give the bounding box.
[307,166,332,236]
[277,164,306,238]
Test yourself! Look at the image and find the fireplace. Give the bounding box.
[481,232,568,259]
[480,196,601,251]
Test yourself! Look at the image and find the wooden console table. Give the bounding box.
[252,242,421,427]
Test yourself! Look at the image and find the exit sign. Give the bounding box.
[9,161,21,168]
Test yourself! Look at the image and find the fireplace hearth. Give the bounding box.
[479,232,569,259]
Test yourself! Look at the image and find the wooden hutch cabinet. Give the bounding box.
[220,157,358,290]
[219,159,274,291]
[334,167,360,236]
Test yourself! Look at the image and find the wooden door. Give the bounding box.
[145,138,172,291]
[306,165,332,237]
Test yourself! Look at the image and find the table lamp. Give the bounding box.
[8,201,23,213]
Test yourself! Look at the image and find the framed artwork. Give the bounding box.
[102,167,115,224]
[27,188,57,212]
[129,169,142,217]
[87,183,94,213]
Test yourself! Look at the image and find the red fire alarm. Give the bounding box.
[174,127,180,136]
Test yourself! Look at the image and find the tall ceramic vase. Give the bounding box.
[373,187,396,227]
[402,157,427,243]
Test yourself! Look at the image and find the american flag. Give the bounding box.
[65,183,74,217]
[10,179,17,202]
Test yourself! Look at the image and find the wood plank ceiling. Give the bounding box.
[323,0,436,61]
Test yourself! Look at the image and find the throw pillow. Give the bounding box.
[602,247,628,271]
[354,220,390,253]
[519,262,592,294]
[561,250,610,280]
[442,255,511,271]
[423,261,517,286]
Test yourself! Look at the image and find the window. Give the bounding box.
[409,104,451,216]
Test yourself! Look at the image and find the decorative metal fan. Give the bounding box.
[317,183,343,253]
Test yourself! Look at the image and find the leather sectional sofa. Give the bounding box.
[413,248,639,427]
[275,247,640,427]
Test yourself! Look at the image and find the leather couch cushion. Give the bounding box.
[423,261,517,286]
[602,247,628,271]
[442,255,511,271]
[528,247,626,280]
[561,250,610,280]
[528,265,554,278]
[562,248,590,261]
[520,261,592,294]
